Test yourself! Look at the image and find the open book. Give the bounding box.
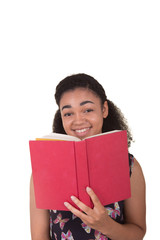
[29,130,131,210]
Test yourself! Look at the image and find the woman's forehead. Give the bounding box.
[59,87,101,104]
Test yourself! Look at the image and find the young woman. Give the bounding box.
[30,73,146,240]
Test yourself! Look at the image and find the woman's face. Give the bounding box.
[59,88,108,140]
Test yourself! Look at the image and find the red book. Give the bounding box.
[29,130,131,211]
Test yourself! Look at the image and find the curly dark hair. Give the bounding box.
[52,73,133,147]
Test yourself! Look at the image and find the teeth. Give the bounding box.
[75,128,89,133]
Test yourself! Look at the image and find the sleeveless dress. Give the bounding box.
[50,153,134,240]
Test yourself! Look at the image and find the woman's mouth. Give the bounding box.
[73,127,91,138]
[75,128,90,133]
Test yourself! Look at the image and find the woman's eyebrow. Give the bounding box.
[61,101,94,111]
[80,100,94,106]
[61,105,72,111]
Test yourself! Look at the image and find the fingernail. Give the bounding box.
[86,187,91,192]
[64,202,69,207]
[71,196,76,201]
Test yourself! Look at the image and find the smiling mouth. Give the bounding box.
[74,127,91,133]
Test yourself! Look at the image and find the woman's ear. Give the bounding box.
[102,101,108,118]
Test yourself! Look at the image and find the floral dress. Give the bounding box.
[50,154,134,240]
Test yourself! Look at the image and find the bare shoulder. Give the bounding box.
[131,158,146,190]
[132,158,144,175]
[126,157,146,204]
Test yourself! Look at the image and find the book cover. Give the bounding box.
[29,130,131,210]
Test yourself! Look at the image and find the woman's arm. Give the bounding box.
[30,175,51,240]
[124,159,146,236]
[101,158,146,239]
[64,159,146,240]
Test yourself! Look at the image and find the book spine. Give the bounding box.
[74,141,91,208]
[73,142,79,200]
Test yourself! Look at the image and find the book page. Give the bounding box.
[36,132,80,141]
[36,130,121,142]
[83,130,121,140]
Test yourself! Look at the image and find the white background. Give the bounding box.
[0,0,159,239]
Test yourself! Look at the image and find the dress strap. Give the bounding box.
[129,153,134,176]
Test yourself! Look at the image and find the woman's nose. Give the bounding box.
[73,113,85,124]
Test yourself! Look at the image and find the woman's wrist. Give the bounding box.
[100,216,114,237]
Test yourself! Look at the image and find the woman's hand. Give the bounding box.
[64,187,110,235]
[64,159,146,240]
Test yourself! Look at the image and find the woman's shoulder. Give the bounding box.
[130,156,144,176]
[125,154,146,208]
[128,155,146,198]
[128,153,144,177]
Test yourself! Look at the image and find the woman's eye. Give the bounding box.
[85,109,93,113]
[64,112,72,117]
